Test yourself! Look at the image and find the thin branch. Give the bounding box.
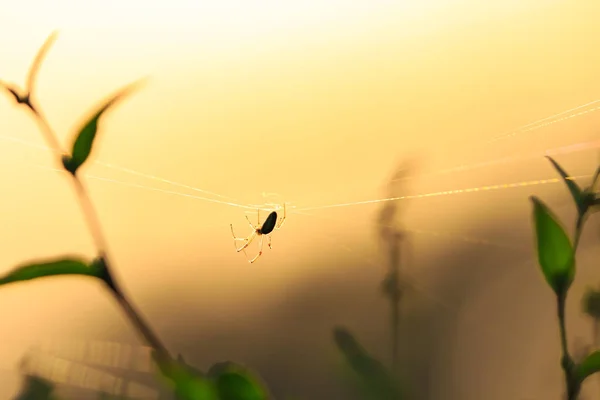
[2,32,173,365]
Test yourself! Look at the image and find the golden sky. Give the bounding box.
[2,0,600,398]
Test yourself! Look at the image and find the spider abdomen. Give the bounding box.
[260,212,278,235]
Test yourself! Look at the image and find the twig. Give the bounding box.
[6,74,172,364]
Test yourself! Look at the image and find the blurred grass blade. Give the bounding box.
[154,354,218,400]
[546,156,584,214]
[26,31,59,93]
[62,80,143,175]
[208,362,271,400]
[333,327,403,400]
[0,257,102,286]
[576,351,600,382]
[530,196,575,296]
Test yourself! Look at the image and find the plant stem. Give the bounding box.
[28,101,65,157]
[71,178,110,252]
[72,177,171,361]
[23,99,172,364]
[558,295,569,359]
[558,293,579,400]
[110,278,170,361]
[594,318,600,398]
[574,219,584,253]
[388,230,402,373]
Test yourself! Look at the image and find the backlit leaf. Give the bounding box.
[530,196,575,296]
[546,156,585,215]
[208,362,270,400]
[0,257,102,287]
[62,81,142,175]
[576,350,600,383]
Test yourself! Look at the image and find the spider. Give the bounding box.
[230,203,286,263]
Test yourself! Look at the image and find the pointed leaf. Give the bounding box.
[0,257,102,287]
[530,196,575,296]
[207,362,270,400]
[576,351,600,382]
[62,81,142,175]
[546,156,585,214]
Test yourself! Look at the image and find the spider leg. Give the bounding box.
[245,215,258,230]
[235,231,257,253]
[230,224,257,252]
[247,235,264,263]
[230,224,250,242]
[266,235,273,250]
[230,224,241,239]
[275,203,287,230]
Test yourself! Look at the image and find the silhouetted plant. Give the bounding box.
[531,156,600,400]
[377,160,414,376]
[0,32,270,400]
[330,161,414,400]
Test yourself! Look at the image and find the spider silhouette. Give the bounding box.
[230,203,286,263]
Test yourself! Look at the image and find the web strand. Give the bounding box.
[293,174,591,212]
[397,139,600,181]
[0,131,597,214]
[487,101,600,144]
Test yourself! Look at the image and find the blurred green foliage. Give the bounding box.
[531,157,600,400]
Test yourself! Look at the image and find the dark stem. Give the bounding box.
[23,98,172,364]
[109,281,170,362]
[389,231,402,373]
[72,178,110,252]
[574,218,584,252]
[558,293,579,400]
[594,318,600,397]
[27,101,65,156]
[558,294,569,358]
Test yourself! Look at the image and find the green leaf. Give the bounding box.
[207,362,270,400]
[530,196,575,296]
[0,257,102,287]
[14,375,57,400]
[575,351,600,383]
[177,353,204,376]
[62,81,142,175]
[153,354,218,400]
[546,156,585,215]
[333,327,403,400]
[97,393,126,400]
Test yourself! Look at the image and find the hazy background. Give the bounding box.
[2,0,600,399]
